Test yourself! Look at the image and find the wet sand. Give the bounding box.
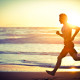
[0,65,80,80]
[0,72,80,80]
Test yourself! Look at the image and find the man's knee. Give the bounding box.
[57,56,63,60]
[73,57,78,61]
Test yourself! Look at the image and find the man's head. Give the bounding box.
[59,13,68,24]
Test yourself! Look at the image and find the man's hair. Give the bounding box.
[59,13,67,19]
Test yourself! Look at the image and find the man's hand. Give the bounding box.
[56,31,60,35]
[56,31,63,37]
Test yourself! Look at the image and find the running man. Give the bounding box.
[46,13,80,76]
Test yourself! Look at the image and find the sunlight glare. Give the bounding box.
[67,12,80,27]
[69,67,79,72]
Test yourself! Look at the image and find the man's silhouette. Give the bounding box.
[46,13,80,76]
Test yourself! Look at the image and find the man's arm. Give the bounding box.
[56,31,63,37]
[71,27,80,41]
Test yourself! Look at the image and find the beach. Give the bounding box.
[0,65,80,80]
[1,72,80,80]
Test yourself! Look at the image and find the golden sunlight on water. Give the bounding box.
[69,67,80,72]
[58,68,80,72]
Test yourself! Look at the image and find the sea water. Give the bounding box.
[0,27,80,71]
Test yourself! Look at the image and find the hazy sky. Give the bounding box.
[0,0,80,27]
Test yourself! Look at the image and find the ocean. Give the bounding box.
[0,27,80,72]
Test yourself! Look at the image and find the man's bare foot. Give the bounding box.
[46,70,55,76]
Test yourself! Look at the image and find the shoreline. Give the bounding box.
[0,65,80,80]
[0,64,80,72]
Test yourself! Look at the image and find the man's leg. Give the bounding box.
[52,57,62,73]
[46,46,68,76]
[72,53,80,61]
[46,57,62,76]
[70,48,80,61]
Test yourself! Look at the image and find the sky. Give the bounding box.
[0,0,80,27]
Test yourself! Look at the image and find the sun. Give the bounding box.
[67,12,80,27]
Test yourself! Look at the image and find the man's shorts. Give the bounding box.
[58,42,77,59]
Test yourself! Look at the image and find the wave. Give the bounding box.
[0,37,64,44]
[0,50,80,69]
[0,38,80,44]
[0,27,80,44]
[0,51,60,56]
[1,62,80,69]
[20,60,80,69]
[0,51,80,57]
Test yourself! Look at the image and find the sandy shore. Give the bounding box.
[0,65,80,80]
[1,72,80,80]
